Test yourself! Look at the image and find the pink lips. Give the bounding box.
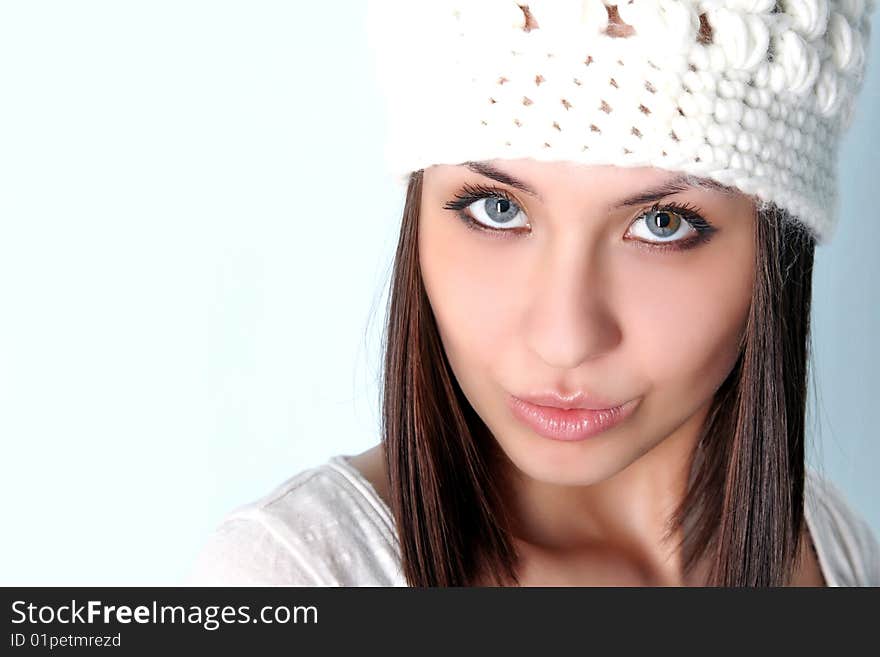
[507,394,639,441]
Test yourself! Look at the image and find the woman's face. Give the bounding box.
[419,159,756,487]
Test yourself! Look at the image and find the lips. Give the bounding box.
[514,390,624,410]
[506,394,639,442]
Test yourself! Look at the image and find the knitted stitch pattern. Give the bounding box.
[367,0,876,244]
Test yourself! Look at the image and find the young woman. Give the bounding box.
[187,1,880,586]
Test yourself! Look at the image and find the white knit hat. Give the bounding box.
[366,0,876,244]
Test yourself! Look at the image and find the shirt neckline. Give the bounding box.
[330,454,836,587]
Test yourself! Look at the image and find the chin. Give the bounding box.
[496,428,646,488]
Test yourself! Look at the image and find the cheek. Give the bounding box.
[419,216,522,397]
[620,246,754,408]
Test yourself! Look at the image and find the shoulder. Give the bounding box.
[185,456,404,586]
[804,468,880,587]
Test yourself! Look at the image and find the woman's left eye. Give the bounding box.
[625,203,717,251]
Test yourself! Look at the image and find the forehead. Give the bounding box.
[424,159,744,205]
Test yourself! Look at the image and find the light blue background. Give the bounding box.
[0,2,877,585]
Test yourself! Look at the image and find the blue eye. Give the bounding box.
[442,183,530,233]
[472,196,525,227]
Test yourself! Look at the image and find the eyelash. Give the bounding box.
[442,183,718,253]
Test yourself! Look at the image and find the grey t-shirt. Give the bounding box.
[185,455,880,586]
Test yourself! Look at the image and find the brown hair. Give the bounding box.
[380,169,816,586]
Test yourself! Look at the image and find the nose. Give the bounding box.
[522,237,621,371]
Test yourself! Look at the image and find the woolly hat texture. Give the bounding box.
[367,0,876,244]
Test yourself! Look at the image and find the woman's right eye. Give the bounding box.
[466,196,528,229]
[442,184,530,232]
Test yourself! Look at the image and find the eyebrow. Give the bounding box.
[462,161,542,199]
[461,160,738,209]
[610,174,738,208]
